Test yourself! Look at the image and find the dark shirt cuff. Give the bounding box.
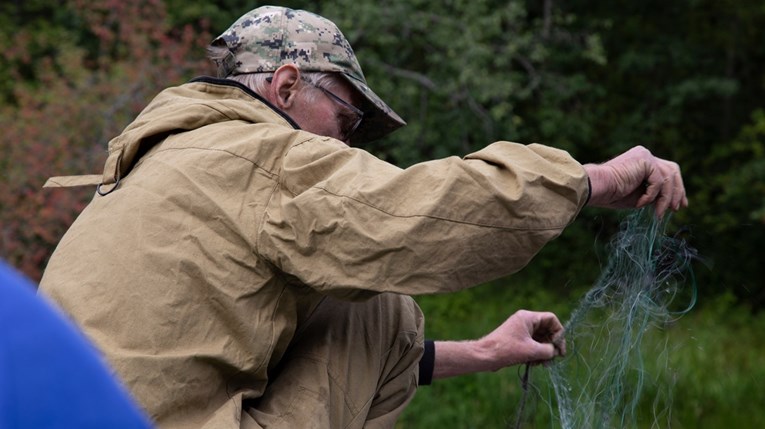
[418,340,435,386]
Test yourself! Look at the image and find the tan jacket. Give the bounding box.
[39,77,589,427]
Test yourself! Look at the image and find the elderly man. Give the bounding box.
[39,5,686,429]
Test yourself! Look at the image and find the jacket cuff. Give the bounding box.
[418,340,435,386]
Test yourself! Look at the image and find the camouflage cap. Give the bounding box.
[211,6,405,144]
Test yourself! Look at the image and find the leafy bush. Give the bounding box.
[0,0,213,280]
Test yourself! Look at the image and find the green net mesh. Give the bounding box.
[532,209,697,428]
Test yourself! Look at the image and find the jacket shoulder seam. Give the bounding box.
[152,146,279,178]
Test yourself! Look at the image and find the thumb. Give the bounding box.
[526,340,557,362]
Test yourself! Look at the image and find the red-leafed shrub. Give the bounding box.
[0,0,214,281]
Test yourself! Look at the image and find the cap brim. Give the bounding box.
[340,74,406,145]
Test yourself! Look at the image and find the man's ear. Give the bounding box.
[269,65,302,109]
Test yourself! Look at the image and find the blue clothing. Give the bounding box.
[0,260,152,428]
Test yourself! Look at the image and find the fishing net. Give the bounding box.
[518,209,697,428]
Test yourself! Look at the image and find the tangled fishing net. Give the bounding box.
[517,209,697,428]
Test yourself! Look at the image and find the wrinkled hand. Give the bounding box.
[478,310,566,370]
[584,145,688,217]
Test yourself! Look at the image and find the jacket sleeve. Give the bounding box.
[257,137,589,300]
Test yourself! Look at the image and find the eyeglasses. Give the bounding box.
[266,75,364,143]
[302,78,364,143]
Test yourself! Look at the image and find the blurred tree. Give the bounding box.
[696,109,765,306]
[551,0,765,306]
[0,0,213,280]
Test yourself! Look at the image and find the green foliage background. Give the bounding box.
[1,0,763,427]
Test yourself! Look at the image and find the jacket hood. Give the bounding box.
[96,77,298,195]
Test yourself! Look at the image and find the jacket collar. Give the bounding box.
[189,76,301,130]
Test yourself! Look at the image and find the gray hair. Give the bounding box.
[207,44,342,100]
